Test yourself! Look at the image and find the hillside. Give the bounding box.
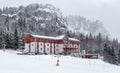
[0,50,120,73]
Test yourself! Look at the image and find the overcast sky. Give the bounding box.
[0,0,120,40]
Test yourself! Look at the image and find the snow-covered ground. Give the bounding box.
[0,50,120,73]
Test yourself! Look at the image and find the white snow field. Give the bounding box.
[0,50,120,73]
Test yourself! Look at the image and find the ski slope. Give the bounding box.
[0,50,120,73]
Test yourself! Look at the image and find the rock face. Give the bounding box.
[0,3,67,38]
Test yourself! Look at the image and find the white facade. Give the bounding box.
[30,42,36,53]
[74,44,78,48]
[51,43,54,54]
[55,44,59,54]
[24,42,80,54]
[24,42,64,54]
[24,43,29,53]
[68,44,72,48]
[38,42,44,53]
[54,44,63,54]
[45,43,51,54]
[58,44,64,53]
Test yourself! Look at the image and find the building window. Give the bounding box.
[47,48,49,51]
[55,44,58,47]
[41,43,43,45]
[70,44,72,48]
[75,45,78,48]
[32,44,34,46]
[41,48,42,51]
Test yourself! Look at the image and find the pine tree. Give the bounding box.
[89,33,92,39]
[118,50,120,64]
[110,46,115,56]
[8,34,14,48]
[110,46,117,64]
[103,43,108,55]
[103,44,117,64]
[0,32,4,48]
[5,33,10,48]
[13,28,19,50]
[103,43,109,62]
[0,31,6,49]
[79,33,84,40]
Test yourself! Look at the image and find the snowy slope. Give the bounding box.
[0,50,120,73]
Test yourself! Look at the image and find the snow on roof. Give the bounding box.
[56,35,65,39]
[69,38,79,42]
[57,35,79,42]
[31,34,79,42]
[31,35,58,40]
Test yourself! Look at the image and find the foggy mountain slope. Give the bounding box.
[65,15,108,36]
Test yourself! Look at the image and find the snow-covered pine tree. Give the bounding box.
[103,44,117,64]
[5,33,10,48]
[110,46,117,64]
[0,31,4,48]
[103,43,109,62]
[118,50,120,64]
[13,28,19,50]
